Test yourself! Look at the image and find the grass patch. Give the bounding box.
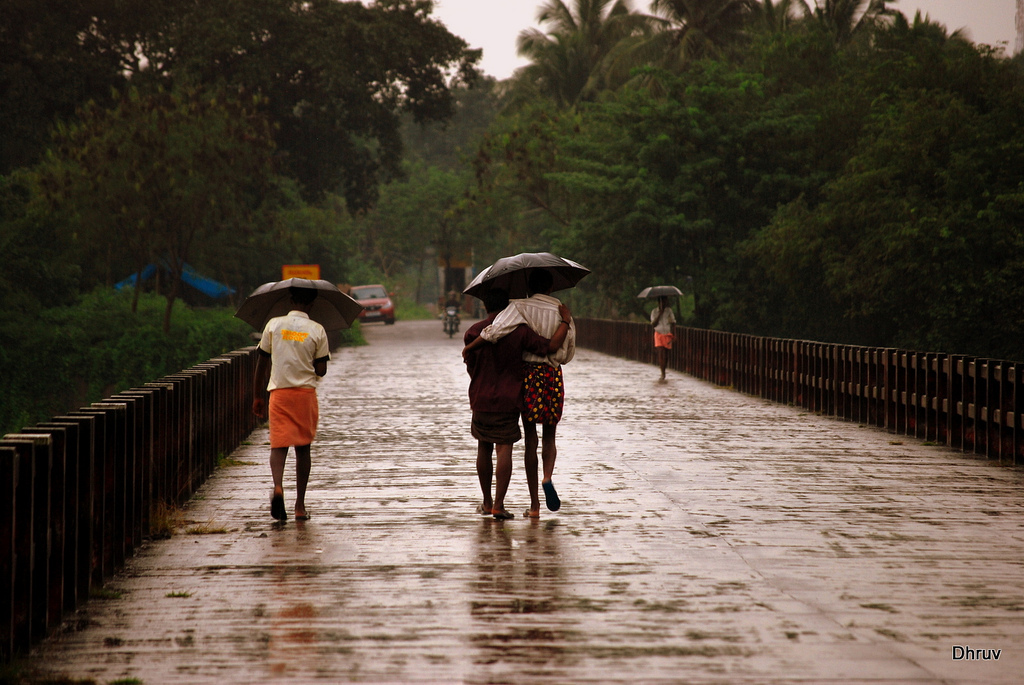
[217,455,256,467]
[394,298,435,321]
[89,587,122,600]
[0,662,99,685]
[165,591,191,598]
[149,502,184,539]
[185,520,228,535]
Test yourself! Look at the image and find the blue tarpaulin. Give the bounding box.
[114,263,236,299]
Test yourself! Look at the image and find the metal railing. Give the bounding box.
[0,347,260,662]
[577,319,1024,465]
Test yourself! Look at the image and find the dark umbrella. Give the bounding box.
[234,278,363,331]
[637,285,684,299]
[464,252,590,300]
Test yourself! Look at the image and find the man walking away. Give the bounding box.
[252,286,330,521]
[651,295,676,380]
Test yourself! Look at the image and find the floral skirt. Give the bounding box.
[522,363,564,426]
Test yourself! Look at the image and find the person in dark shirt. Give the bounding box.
[463,290,571,520]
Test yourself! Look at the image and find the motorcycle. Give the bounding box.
[443,305,460,338]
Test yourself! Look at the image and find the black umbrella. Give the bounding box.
[464,252,590,300]
[234,278,363,331]
[637,285,684,299]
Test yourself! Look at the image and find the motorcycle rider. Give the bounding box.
[443,290,461,333]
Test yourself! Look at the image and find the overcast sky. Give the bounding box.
[432,0,1018,80]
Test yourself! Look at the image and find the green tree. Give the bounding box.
[648,0,753,64]
[474,103,584,231]
[0,172,81,312]
[601,0,752,94]
[546,63,789,321]
[128,0,480,209]
[402,78,504,171]
[353,160,526,302]
[738,17,1024,358]
[2,0,480,210]
[749,0,802,33]
[0,0,125,174]
[797,0,894,47]
[512,0,648,107]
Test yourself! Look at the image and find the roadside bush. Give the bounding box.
[0,289,252,434]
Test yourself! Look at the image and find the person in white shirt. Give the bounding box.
[651,296,676,380]
[467,269,575,517]
[252,287,330,521]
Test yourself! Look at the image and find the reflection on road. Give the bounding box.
[469,518,585,679]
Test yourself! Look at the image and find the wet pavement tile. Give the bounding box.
[24,320,1024,684]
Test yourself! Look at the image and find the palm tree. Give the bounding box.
[599,0,751,92]
[748,0,801,34]
[648,0,753,66]
[874,10,971,52]
[797,0,894,47]
[512,0,647,107]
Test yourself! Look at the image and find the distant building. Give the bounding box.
[1018,0,1024,54]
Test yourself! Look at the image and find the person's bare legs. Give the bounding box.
[658,347,668,379]
[541,423,557,483]
[492,443,514,517]
[294,444,311,518]
[270,446,288,497]
[523,420,540,517]
[476,441,494,514]
[269,446,288,520]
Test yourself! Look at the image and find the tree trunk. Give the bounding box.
[415,254,425,304]
[163,273,181,334]
[131,259,145,313]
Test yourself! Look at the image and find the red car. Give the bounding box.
[349,284,395,325]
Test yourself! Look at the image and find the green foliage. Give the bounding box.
[0,290,252,435]
[351,150,542,305]
[1,0,479,210]
[737,21,1024,358]
[402,78,504,170]
[394,297,436,321]
[512,0,650,107]
[123,0,479,208]
[32,85,279,331]
[0,172,81,312]
[541,59,821,322]
[7,0,1024,369]
[459,8,1024,361]
[0,0,126,175]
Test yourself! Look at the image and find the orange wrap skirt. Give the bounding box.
[269,387,319,448]
[654,332,675,349]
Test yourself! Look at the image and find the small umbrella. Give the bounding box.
[234,278,363,331]
[637,285,684,299]
[464,252,590,300]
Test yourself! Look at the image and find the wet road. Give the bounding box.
[28,319,1024,684]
